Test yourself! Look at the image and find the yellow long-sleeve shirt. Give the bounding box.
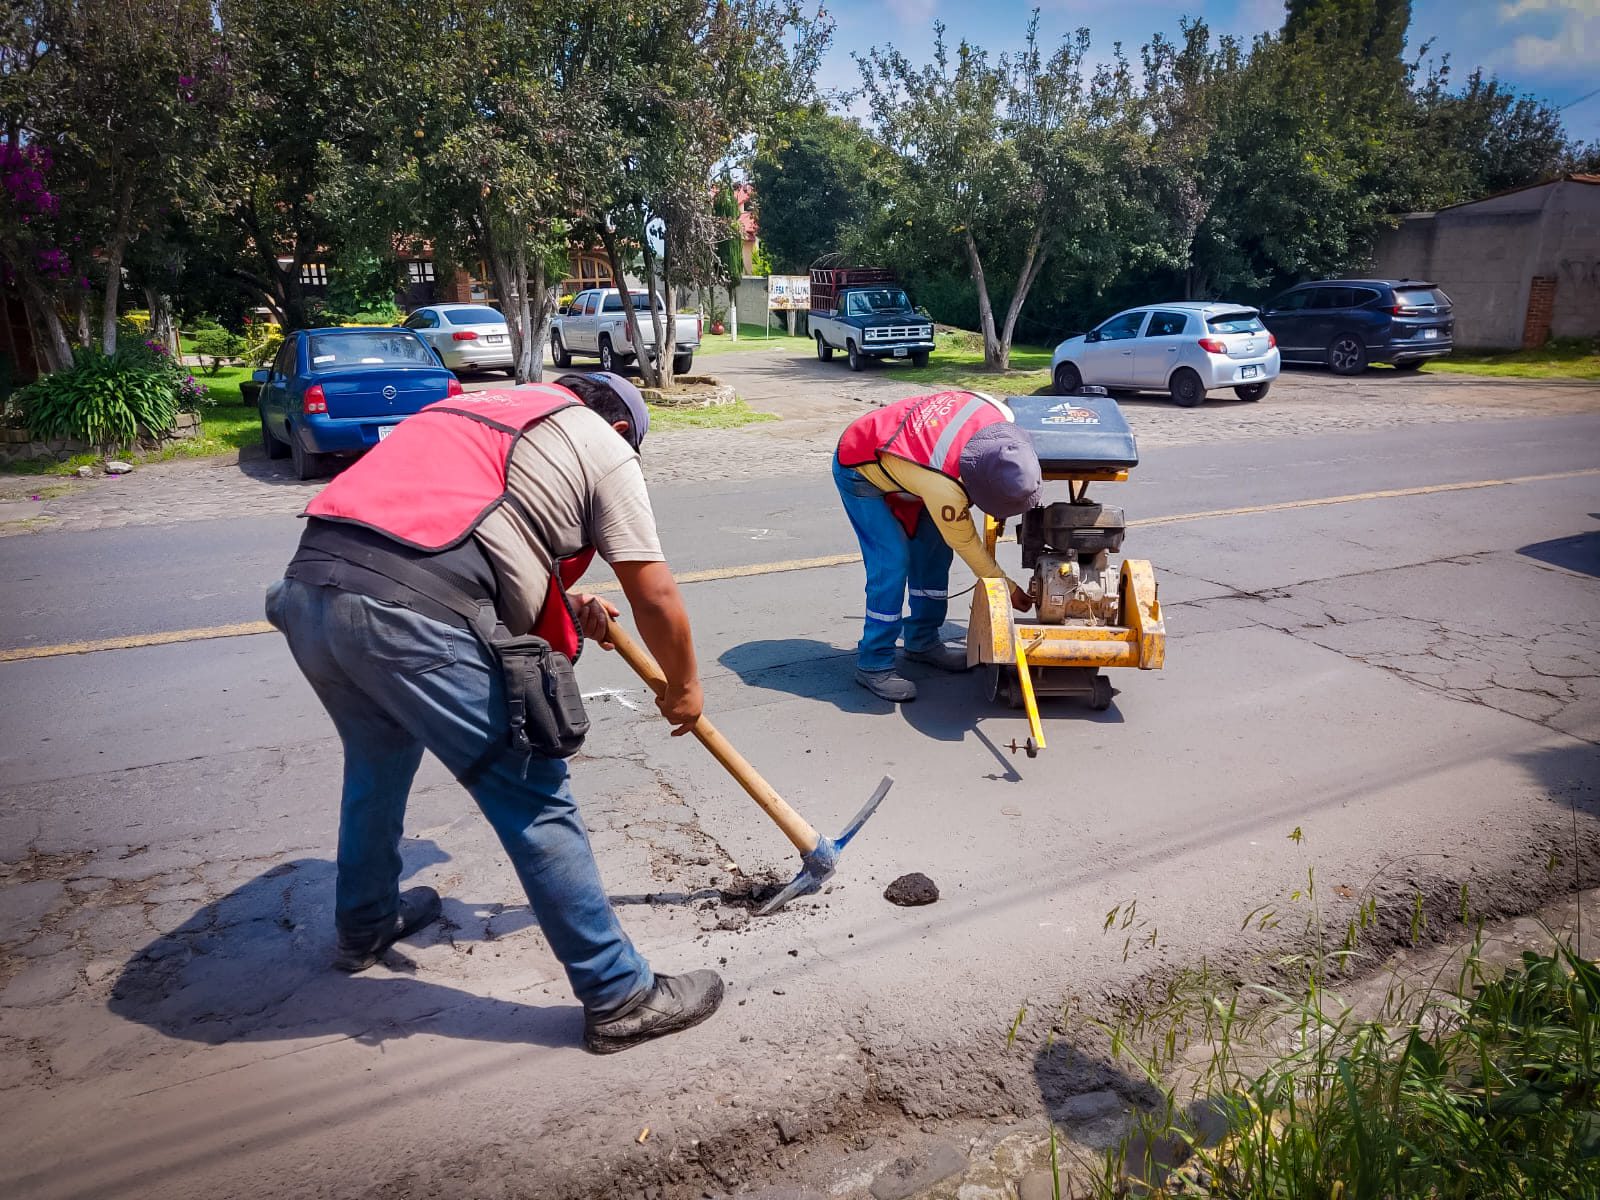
[853,454,1023,592]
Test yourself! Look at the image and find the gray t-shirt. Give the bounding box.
[474,405,663,635]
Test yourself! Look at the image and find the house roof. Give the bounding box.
[1435,172,1600,213]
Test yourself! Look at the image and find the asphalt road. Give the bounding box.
[1,388,1598,1199]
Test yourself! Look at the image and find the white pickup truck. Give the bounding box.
[550,288,701,375]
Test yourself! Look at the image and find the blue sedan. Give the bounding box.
[256,327,465,479]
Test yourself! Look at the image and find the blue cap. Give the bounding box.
[559,371,649,451]
[958,423,1043,517]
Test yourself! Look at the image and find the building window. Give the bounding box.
[406,261,435,284]
[300,262,328,286]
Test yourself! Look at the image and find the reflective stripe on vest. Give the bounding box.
[303,384,593,657]
[835,390,1010,481]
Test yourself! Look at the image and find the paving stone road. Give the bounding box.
[0,349,1594,535]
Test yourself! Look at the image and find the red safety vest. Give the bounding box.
[305,385,596,657]
[836,390,1009,481]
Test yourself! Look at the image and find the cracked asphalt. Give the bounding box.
[1,355,1598,1199]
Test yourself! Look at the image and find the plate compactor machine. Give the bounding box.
[966,386,1165,756]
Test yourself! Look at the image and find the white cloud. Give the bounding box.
[1493,0,1600,73]
[884,0,938,24]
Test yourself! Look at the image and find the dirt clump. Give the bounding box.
[884,873,939,906]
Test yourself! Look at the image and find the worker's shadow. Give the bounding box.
[107,840,576,1050]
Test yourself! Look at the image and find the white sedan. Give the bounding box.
[402,304,515,375]
[1051,302,1280,407]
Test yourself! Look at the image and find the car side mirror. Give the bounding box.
[1085,330,1102,343]
[252,369,270,383]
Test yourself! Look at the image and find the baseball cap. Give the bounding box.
[557,371,650,451]
[958,423,1043,517]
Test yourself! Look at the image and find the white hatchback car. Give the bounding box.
[1051,302,1280,407]
[402,303,515,375]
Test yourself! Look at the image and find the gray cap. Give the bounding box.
[958,423,1042,517]
[557,371,650,451]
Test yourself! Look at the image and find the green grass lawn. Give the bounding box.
[892,331,1055,396]
[647,398,776,430]
[1420,337,1600,380]
[696,320,812,356]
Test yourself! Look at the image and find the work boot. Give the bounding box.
[903,643,971,672]
[332,886,443,973]
[584,970,725,1055]
[856,668,917,702]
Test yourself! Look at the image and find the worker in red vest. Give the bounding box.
[265,372,722,1055]
[835,390,1041,701]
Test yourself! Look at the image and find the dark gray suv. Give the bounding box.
[1261,279,1453,375]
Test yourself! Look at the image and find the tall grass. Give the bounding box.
[1039,845,1599,1198]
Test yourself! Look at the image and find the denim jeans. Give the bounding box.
[832,457,955,671]
[266,576,651,1015]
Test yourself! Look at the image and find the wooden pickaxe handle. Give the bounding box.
[604,619,821,855]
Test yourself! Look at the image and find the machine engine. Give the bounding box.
[1019,501,1127,626]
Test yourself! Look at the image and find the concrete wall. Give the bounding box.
[682,276,777,328]
[1370,179,1600,350]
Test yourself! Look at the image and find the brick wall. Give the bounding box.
[1521,275,1557,348]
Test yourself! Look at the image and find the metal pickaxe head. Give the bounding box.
[756,776,894,916]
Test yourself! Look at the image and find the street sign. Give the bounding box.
[768,275,810,311]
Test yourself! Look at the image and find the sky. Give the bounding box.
[815,0,1600,145]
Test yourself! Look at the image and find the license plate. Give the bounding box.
[1423,328,1439,340]
[378,425,397,441]
[893,347,907,358]
[1240,365,1259,379]
[485,334,505,344]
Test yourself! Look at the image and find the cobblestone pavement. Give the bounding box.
[0,349,1594,535]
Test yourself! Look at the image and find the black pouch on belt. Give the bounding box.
[495,634,589,759]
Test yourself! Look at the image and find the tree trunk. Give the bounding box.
[145,289,178,354]
[602,221,662,389]
[997,227,1049,373]
[963,229,1002,370]
[638,231,669,390]
[100,181,135,355]
[21,277,72,373]
[510,240,536,383]
[483,232,523,380]
[76,291,93,349]
[524,254,552,384]
[657,245,678,389]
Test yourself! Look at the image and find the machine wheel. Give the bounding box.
[846,339,864,372]
[986,664,1023,709]
[1391,360,1423,372]
[1089,674,1114,711]
[1327,333,1368,376]
[1169,367,1205,407]
[815,333,833,362]
[1053,361,1082,395]
[289,426,329,481]
[911,350,930,368]
[260,409,289,460]
[551,331,571,368]
[1234,381,1270,402]
[674,352,694,375]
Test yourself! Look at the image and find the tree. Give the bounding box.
[750,108,883,272]
[858,17,1146,369]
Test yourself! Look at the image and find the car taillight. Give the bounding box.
[303,383,327,414]
[446,376,464,396]
[452,330,479,341]
[1390,305,1420,316]
[1197,337,1227,354]
[1267,332,1277,348]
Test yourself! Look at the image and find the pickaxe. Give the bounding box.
[606,620,891,915]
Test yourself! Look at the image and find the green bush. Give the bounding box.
[16,346,189,446]
[191,327,246,374]
[243,325,284,367]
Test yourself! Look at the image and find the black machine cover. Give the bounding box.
[1008,386,1139,473]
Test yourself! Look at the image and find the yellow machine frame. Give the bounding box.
[967,468,1165,755]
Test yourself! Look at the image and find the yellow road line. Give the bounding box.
[5,466,1596,664]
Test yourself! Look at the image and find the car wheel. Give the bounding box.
[289,426,328,481]
[1391,360,1423,372]
[598,336,616,374]
[551,332,571,368]
[1169,367,1205,407]
[815,333,833,362]
[1328,333,1367,375]
[911,351,929,368]
[1234,381,1270,402]
[847,339,864,372]
[1053,361,1082,395]
[673,353,693,375]
[260,409,289,459]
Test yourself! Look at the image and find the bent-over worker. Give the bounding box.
[265,371,722,1054]
[834,390,1042,702]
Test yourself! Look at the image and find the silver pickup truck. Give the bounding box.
[550,288,701,375]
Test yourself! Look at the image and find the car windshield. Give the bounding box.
[307,331,434,367]
[845,288,913,316]
[602,292,664,312]
[442,306,505,325]
[1207,312,1264,333]
[1394,288,1448,307]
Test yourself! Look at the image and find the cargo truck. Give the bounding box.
[808,266,935,372]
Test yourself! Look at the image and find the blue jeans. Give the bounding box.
[833,458,955,671]
[265,577,651,1015]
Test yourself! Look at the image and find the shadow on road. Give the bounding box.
[1518,526,1600,579]
[108,842,579,1050]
